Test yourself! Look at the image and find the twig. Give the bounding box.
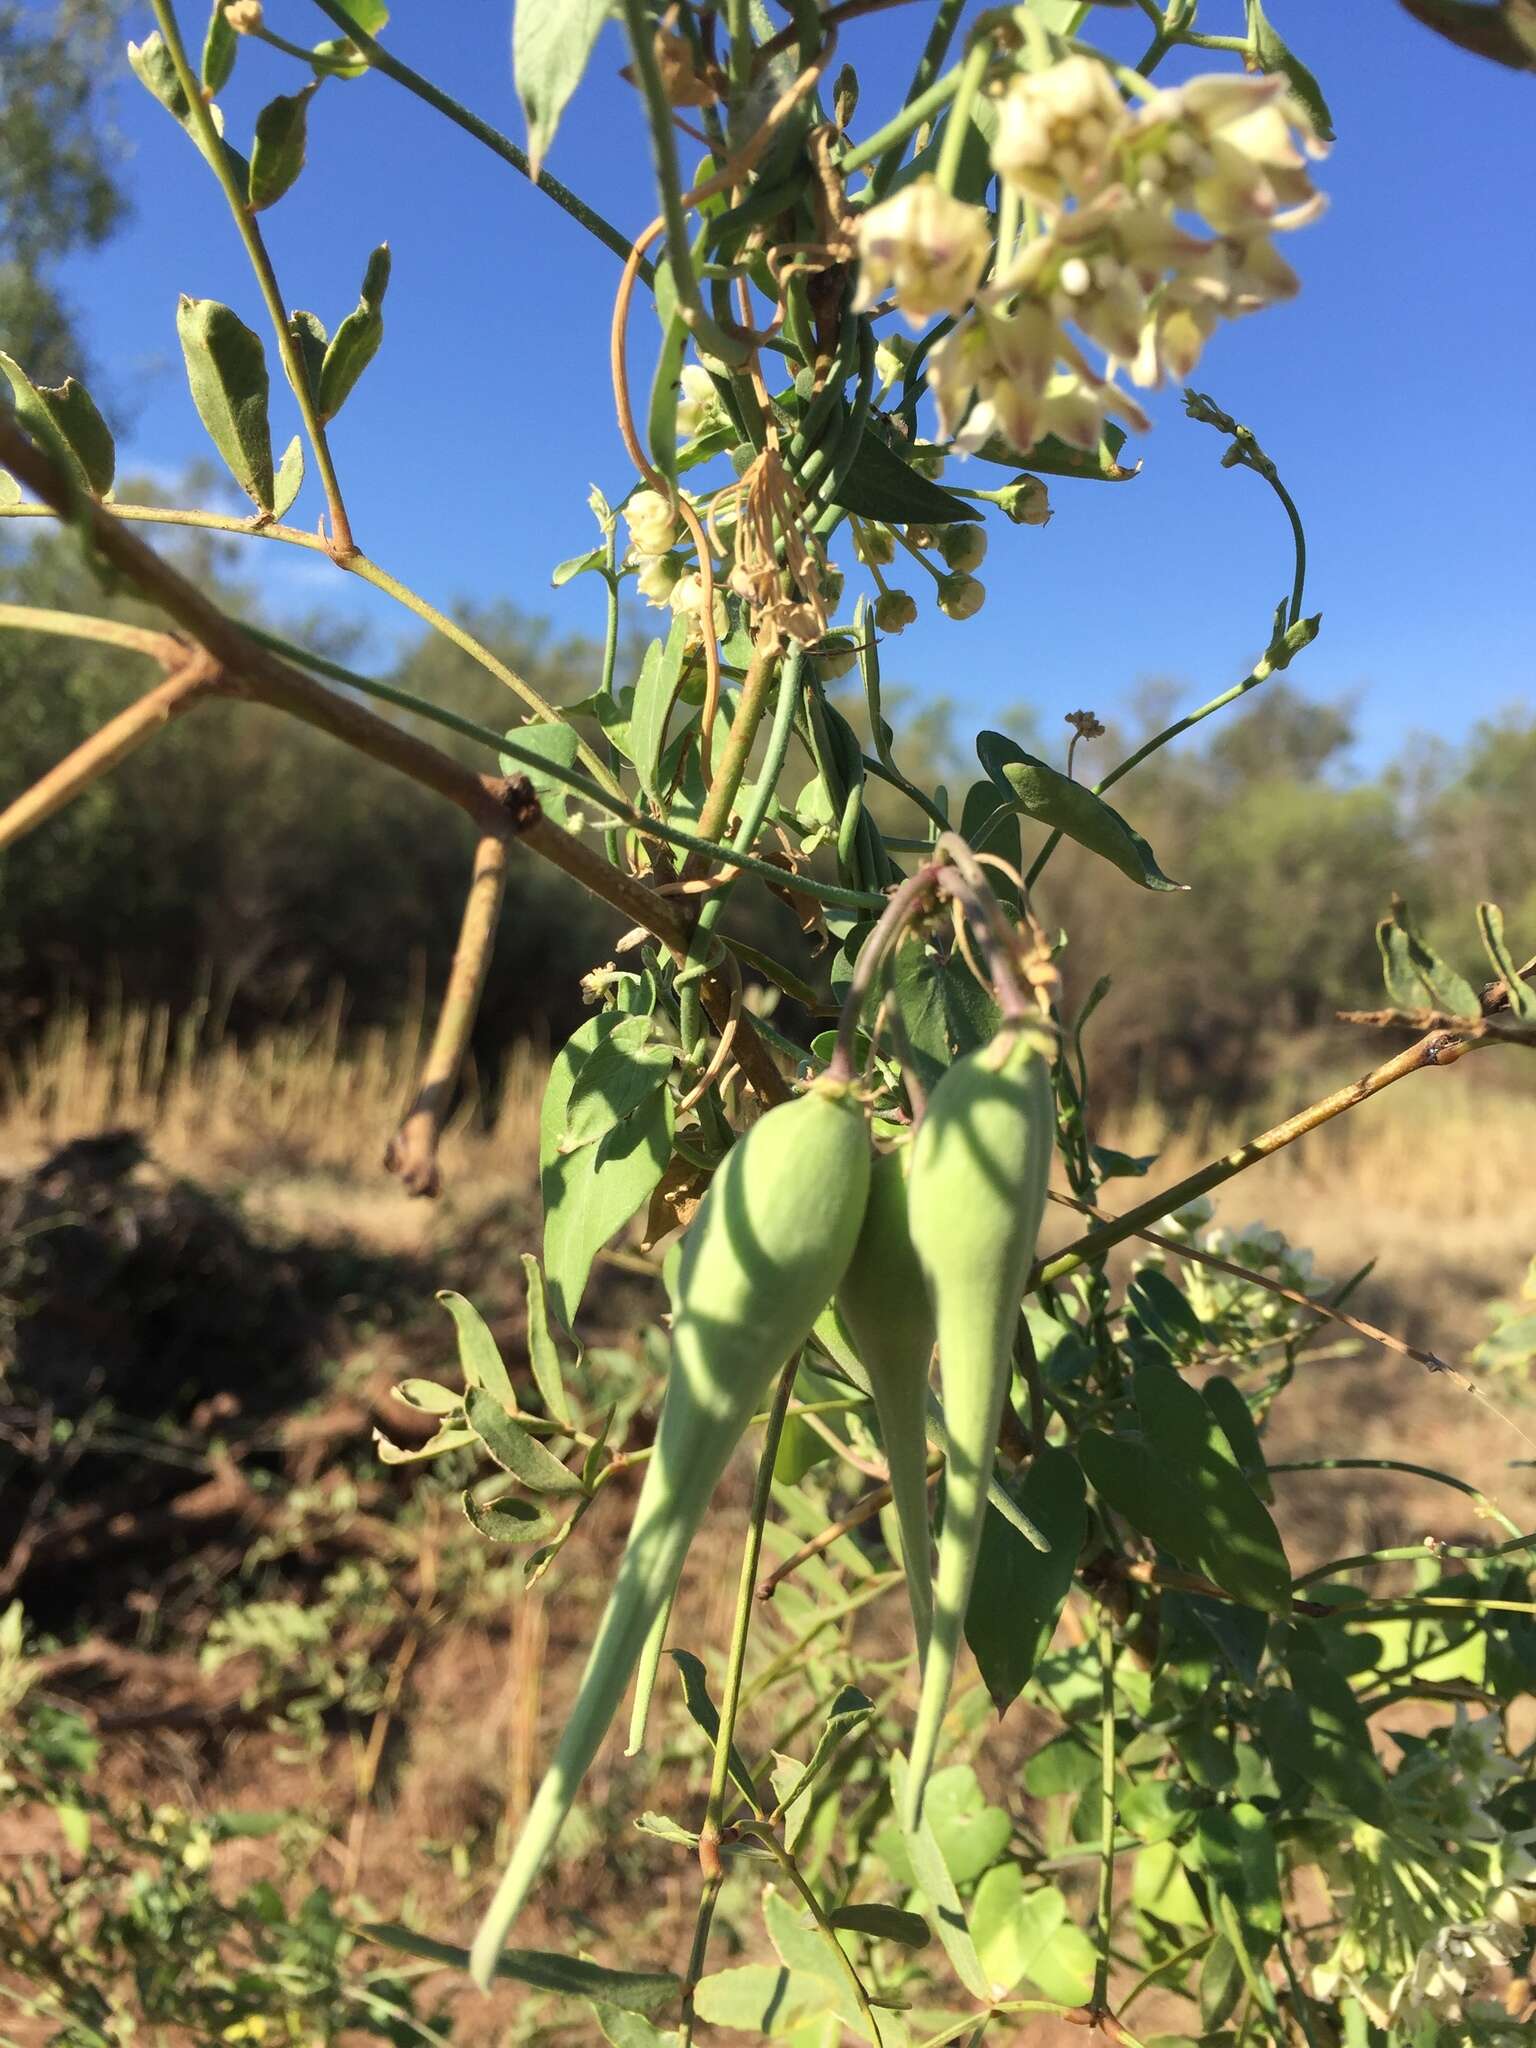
[0,648,222,851]
[385,835,509,1197]
[758,1463,941,1600]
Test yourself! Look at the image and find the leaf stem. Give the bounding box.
[868,0,967,192]
[151,0,354,552]
[738,1821,885,2044]
[306,0,650,280]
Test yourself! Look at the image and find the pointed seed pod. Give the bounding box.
[835,1144,936,1659]
[903,1023,1055,1828]
[470,1078,872,1986]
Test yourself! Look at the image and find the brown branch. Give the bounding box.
[0,413,789,1108]
[0,646,222,850]
[757,1462,941,1601]
[385,835,509,1197]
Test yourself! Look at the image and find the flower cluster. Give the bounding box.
[853,53,1327,457]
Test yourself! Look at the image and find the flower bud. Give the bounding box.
[669,571,729,641]
[874,337,910,389]
[874,589,918,634]
[940,524,987,573]
[904,524,941,552]
[635,552,685,608]
[937,573,985,621]
[816,637,857,681]
[855,524,895,567]
[999,474,1053,526]
[225,0,264,28]
[625,487,681,558]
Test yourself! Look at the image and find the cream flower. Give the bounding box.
[1126,73,1326,233]
[927,298,1058,454]
[852,176,992,328]
[874,588,917,632]
[668,571,729,641]
[676,364,724,441]
[991,55,1129,210]
[635,551,685,607]
[625,487,681,558]
[1004,196,1208,365]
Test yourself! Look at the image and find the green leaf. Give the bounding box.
[977,731,1184,891]
[462,1489,562,1544]
[1244,0,1336,139]
[202,1,238,92]
[691,1964,829,2033]
[1258,1650,1389,1823]
[1477,901,1535,1018]
[1191,1803,1282,1960]
[127,32,192,119]
[466,1388,583,1493]
[1079,1369,1291,1613]
[1202,1377,1271,1501]
[498,718,582,825]
[553,545,606,586]
[630,619,692,801]
[827,1903,929,1949]
[0,359,114,496]
[1200,1934,1244,2033]
[521,1254,573,1425]
[1126,1268,1207,1363]
[513,0,610,175]
[392,1376,462,1416]
[1398,0,1536,71]
[249,86,315,211]
[175,297,274,511]
[1131,1838,1207,1931]
[888,1756,992,2000]
[562,1014,674,1146]
[435,1289,518,1409]
[965,1448,1086,1715]
[272,434,303,519]
[962,422,1136,481]
[373,1420,477,1464]
[885,928,1000,1092]
[969,1866,1097,2003]
[649,260,688,484]
[1376,896,1479,1016]
[667,1650,760,1806]
[317,244,390,424]
[0,470,19,507]
[920,1764,1012,1889]
[541,1017,675,1330]
[361,1923,679,2011]
[592,2006,678,2048]
[772,1685,872,1820]
[831,428,982,526]
[286,310,328,401]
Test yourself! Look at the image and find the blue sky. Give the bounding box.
[64,3,1535,770]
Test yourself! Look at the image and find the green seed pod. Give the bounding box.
[835,1144,935,1660]
[903,1024,1055,1828]
[470,1079,871,1986]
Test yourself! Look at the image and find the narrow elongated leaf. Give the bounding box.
[828,1903,930,1948]
[541,1017,675,1331]
[202,0,238,91]
[318,244,390,424]
[1244,0,1336,138]
[249,86,315,210]
[435,1289,518,1409]
[964,1448,1086,1715]
[648,260,688,483]
[272,434,303,518]
[668,1650,760,1806]
[175,297,274,511]
[362,1924,679,2010]
[520,1254,573,1424]
[287,310,328,401]
[466,1389,583,1493]
[1477,901,1535,1017]
[1202,1377,1271,1500]
[1376,896,1479,1016]
[1258,1650,1389,1822]
[1191,1804,1282,1960]
[0,358,113,495]
[966,421,1137,480]
[831,428,982,525]
[978,731,1184,891]
[772,1685,872,1818]
[888,1756,992,2001]
[513,0,610,175]
[630,619,691,800]
[1398,0,1536,71]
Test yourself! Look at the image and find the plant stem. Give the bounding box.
[1092,1607,1117,2015]
[740,1822,884,2044]
[839,60,965,179]
[934,34,992,196]
[151,0,354,552]
[306,0,649,279]
[0,603,176,661]
[869,0,968,192]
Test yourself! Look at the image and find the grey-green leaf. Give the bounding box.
[1376,896,1479,1017]
[362,1923,679,2011]
[466,1388,584,1493]
[520,1254,574,1425]
[317,244,390,424]
[249,86,315,211]
[435,1289,518,1409]
[648,260,688,483]
[563,1014,674,1146]
[668,1650,760,1806]
[127,32,191,119]
[827,1903,930,1949]
[0,359,114,496]
[977,731,1184,891]
[462,1489,562,1544]
[272,434,303,519]
[1244,0,1336,140]
[691,1964,830,2034]
[964,1448,1086,1715]
[287,310,328,401]
[888,1756,992,2001]
[513,0,610,177]
[499,719,582,826]
[202,1,238,92]
[175,297,274,511]
[1477,901,1535,1018]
